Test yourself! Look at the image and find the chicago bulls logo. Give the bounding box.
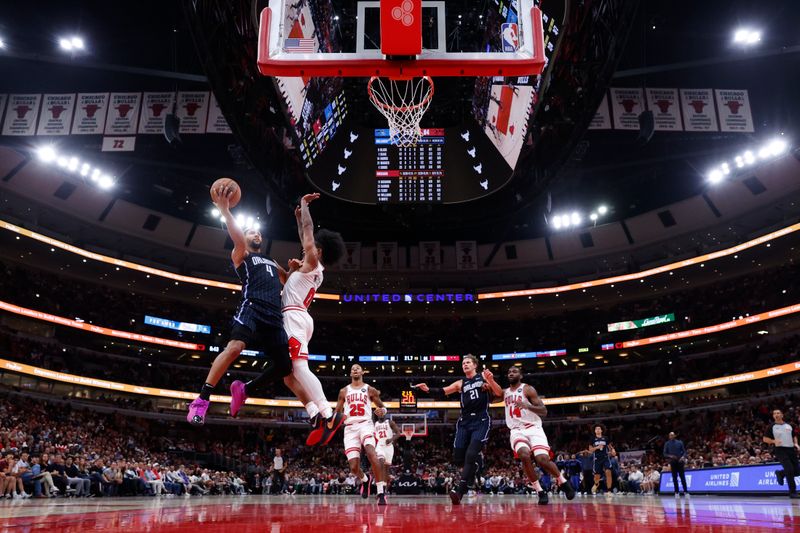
[392,0,414,26]
[83,104,101,118]
[725,100,743,114]
[689,100,706,113]
[620,99,638,113]
[13,106,31,119]
[116,104,133,118]
[654,100,672,113]
[49,105,67,119]
[150,103,168,117]
[184,102,201,116]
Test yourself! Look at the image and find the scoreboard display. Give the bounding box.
[307,123,512,205]
[375,128,444,204]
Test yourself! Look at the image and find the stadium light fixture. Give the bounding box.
[590,213,598,222]
[732,28,761,46]
[59,35,86,53]
[552,216,562,230]
[597,205,608,215]
[98,175,114,190]
[707,169,723,184]
[0,38,6,50]
[37,146,57,163]
[35,146,115,190]
[570,212,581,226]
[706,136,791,185]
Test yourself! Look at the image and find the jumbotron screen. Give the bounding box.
[306,122,513,204]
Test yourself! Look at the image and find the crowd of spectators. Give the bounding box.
[1,259,797,359]
[1,323,797,420]
[3,389,796,500]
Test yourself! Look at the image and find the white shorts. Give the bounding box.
[344,420,377,460]
[510,425,550,457]
[283,309,313,360]
[376,443,394,465]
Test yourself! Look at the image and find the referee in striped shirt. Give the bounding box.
[763,408,800,499]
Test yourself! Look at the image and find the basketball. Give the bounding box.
[211,177,241,208]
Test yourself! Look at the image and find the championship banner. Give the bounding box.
[419,241,441,270]
[645,88,682,131]
[588,93,612,130]
[608,313,675,332]
[138,92,175,134]
[715,89,755,132]
[36,94,76,136]
[609,88,644,130]
[680,88,718,132]
[376,242,398,271]
[456,241,478,270]
[206,93,232,134]
[104,93,142,135]
[2,94,41,136]
[341,242,361,271]
[71,93,109,135]
[176,91,210,134]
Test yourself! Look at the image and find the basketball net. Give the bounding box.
[403,427,414,442]
[368,76,434,147]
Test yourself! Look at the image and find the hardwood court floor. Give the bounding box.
[2,493,798,532]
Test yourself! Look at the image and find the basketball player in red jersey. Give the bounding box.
[502,366,575,502]
[336,364,388,505]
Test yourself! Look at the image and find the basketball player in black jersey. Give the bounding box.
[589,424,615,494]
[412,354,502,504]
[187,184,305,425]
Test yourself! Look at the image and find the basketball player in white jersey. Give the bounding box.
[503,366,575,502]
[374,412,402,492]
[231,193,347,447]
[336,364,388,505]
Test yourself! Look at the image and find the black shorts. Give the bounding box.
[453,416,491,449]
[230,321,287,353]
[593,456,612,474]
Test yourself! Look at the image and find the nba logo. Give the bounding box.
[501,23,519,52]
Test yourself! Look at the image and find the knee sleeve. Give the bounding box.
[464,440,482,465]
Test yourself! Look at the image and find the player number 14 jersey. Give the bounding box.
[504,385,542,430]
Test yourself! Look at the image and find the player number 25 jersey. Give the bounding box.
[344,384,372,425]
[504,385,542,430]
[282,263,324,311]
[374,420,394,446]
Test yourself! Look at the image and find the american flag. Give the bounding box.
[284,38,316,53]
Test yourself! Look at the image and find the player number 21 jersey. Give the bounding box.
[374,420,393,446]
[344,384,372,425]
[504,385,542,430]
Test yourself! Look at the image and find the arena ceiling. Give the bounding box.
[0,0,798,244]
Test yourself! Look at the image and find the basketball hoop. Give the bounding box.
[402,424,415,442]
[367,76,434,147]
